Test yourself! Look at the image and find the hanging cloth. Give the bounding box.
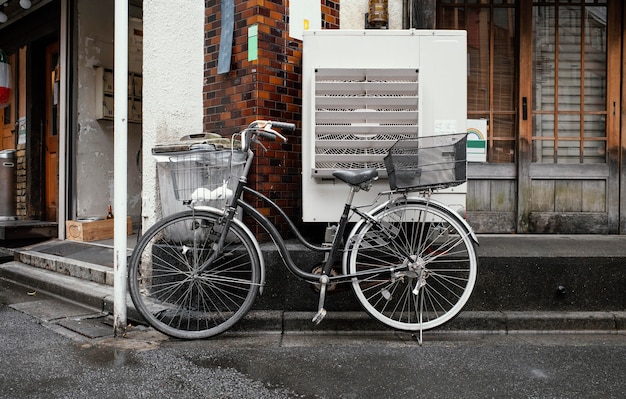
[217,0,234,74]
[0,49,12,108]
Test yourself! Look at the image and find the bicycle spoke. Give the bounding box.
[350,202,477,332]
[129,211,260,339]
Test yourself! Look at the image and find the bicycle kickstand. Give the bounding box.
[312,275,329,324]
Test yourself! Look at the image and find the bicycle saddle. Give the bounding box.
[332,168,379,186]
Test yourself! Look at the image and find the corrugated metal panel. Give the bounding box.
[312,68,419,177]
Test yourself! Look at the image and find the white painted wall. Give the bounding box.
[142,0,205,228]
[67,0,406,231]
[340,0,404,30]
[136,0,403,229]
[75,0,142,222]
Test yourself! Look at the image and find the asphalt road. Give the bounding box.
[2,277,626,398]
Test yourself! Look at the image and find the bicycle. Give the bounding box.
[128,120,479,342]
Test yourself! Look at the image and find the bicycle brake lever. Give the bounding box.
[253,138,268,152]
[258,127,287,143]
[268,128,287,142]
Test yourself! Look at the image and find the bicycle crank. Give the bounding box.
[310,265,339,293]
[312,274,329,325]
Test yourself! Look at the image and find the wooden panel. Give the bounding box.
[467,163,516,179]
[529,163,609,179]
[467,179,516,212]
[531,180,555,212]
[555,180,582,212]
[467,178,516,233]
[532,179,606,213]
[582,180,606,212]
[490,180,516,212]
[467,180,490,211]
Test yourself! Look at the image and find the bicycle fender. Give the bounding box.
[407,197,478,244]
[193,205,266,295]
[348,197,479,245]
[342,197,479,275]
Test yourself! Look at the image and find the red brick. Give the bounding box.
[203,0,338,238]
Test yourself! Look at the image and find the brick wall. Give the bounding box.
[203,0,339,238]
[15,144,25,219]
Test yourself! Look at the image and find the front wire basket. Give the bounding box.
[168,149,246,205]
[384,133,468,191]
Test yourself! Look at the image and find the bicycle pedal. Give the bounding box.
[312,308,327,324]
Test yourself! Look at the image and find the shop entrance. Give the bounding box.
[439,0,621,233]
[44,41,59,222]
[1,51,15,150]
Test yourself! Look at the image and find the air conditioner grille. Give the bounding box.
[312,68,419,177]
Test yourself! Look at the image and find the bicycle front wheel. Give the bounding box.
[128,210,261,339]
[347,202,478,331]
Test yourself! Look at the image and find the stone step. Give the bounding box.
[3,260,626,333]
[4,234,626,312]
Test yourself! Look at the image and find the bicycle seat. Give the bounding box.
[332,168,379,186]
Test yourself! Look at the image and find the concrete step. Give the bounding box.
[15,248,115,285]
[0,248,12,263]
[4,234,626,314]
[0,220,57,240]
[2,260,626,333]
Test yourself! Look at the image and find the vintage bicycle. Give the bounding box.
[128,120,478,342]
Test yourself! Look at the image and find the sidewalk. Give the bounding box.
[2,234,626,334]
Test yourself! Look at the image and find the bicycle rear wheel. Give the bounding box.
[347,202,477,331]
[128,210,261,339]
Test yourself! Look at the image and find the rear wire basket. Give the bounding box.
[168,149,246,205]
[384,133,467,191]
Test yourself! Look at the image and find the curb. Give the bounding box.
[0,249,13,264]
[2,260,625,334]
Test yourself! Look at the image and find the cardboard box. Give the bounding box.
[66,217,132,242]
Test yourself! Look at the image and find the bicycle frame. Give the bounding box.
[196,147,407,286]
[196,126,478,289]
[236,186,366,284]
[130,121,480,339]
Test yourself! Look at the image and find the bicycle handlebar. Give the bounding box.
[242,120,295,151]
[268,121,296,132]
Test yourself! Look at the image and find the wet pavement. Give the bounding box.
[2,277,626,398]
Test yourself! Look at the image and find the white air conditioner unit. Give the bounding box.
[302,30,467,222]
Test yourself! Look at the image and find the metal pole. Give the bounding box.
[58,0,68,239]
[113,0,128,337]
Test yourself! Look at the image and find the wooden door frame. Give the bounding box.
[518,0,621,234]
[606,0,622,233]
[517,0,533,233]
[621,1,626,233]
[44,40,59,222]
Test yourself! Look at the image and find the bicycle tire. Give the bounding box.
[128,210,261,339]
[347,202,478,331]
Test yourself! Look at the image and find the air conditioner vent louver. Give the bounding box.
[312,68,420,178]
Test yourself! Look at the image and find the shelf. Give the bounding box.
[95,66,142,123]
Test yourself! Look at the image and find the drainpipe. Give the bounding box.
[113,0,128,338]
[402,0,410,29]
